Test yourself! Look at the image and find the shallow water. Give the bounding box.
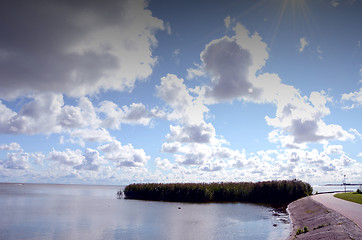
[313,185,361,194]
[0,183,290,240]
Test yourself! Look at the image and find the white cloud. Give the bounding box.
[98,101,163,129]
[0,92,160,137]
[48,149,84,166]
[158,121,244,172]
[330,0,340,7]
[224,16,231,29]
[99,140,150,167]
[1,151,29,170]
[0,94,95,135]
[161,142,182,153]
[155,23,356,178]
[0,0,165,100]
[69,128,114,146]
[156,74,208,125]
[121,103,156,125]
[341,88,362,108]
[255,74,353,147]
[323,144,344,155]
[186,66,205,80]
[199,160,225,172]
[31,152,45,165]
[75,148,107,171]
[298,37,309,52]
[1,93,64,134]
[0,142,22,151]
[172,49,180,64]
[349,128,362,139]
[166,123,217,144]
[155,157,174,170]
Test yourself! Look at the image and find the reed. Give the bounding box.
[123,180,312,204]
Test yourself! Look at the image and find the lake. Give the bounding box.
[0,183,290,240]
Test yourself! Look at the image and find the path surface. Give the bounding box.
[287,196,362,240]
[312,193,362,229]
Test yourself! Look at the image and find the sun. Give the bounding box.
[269,0,313,46]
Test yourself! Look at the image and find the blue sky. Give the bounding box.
[0,0,361,185]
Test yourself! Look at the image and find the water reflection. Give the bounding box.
[0,183,290,240]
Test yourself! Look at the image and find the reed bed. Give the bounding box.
[123,180,312,204]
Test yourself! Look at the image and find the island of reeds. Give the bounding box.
[123,180,312,204]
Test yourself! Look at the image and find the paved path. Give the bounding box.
[312,193,362,229]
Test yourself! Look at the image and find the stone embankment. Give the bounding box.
[287,196,362,240]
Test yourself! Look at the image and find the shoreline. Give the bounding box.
[287,196,362,240]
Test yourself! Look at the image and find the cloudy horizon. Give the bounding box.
[0,0,361,185]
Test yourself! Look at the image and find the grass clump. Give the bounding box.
[296,226,309,235]
[123,180,312,204]
[313,223,330,230]
[334,191,362,204]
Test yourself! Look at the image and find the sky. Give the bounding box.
[0,0,361,185]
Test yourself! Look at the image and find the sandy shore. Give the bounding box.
[287,196,362,240]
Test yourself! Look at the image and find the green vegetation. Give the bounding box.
[313,223,330,230]
[334,191,362,204]
[296,226,309,235]
[123,180,312,204]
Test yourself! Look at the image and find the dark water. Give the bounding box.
[0,183,290,240]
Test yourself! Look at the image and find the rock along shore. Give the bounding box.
[287,196,362,240]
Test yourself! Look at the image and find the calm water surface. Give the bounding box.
[0,183,290,240]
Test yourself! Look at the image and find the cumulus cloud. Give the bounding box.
[0,94,95,135]
[69,128,114,146]
[74,148,106,171]
[185,22,353,148]
[186,64,205,80]
[58,97,100,129]
[341,88,362,109]
[0,92,160,137]
[159,122,245,172]
[156,74,208,125]
[0,142,22,151]
[0,0,164,100]
[201,37,259,101]
[185,23,268,103]
[298,37,309,52]
[0,93,64,134]
[166,123,216,144]
[99,140,150,167]
[98,101,163,129]
[323,145,344,155]
[0,152,29,169]
[256,74,353,147]
[48,149,84,166]
[155,157,174,170]
[31,152,46,165]
[199,160,225,172]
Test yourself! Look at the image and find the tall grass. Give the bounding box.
[123,180,312,204]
